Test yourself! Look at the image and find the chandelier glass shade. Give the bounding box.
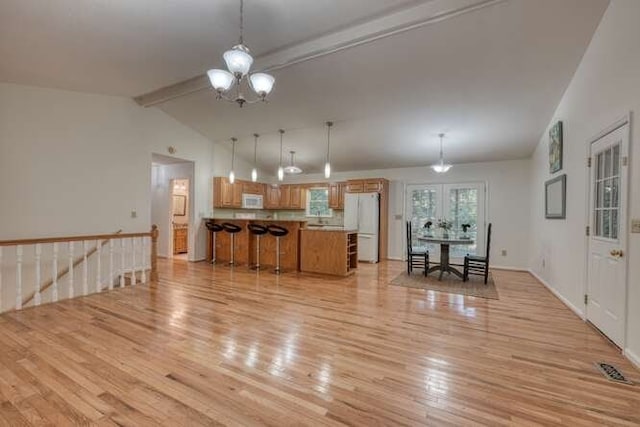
[284,151,302,175]
[207,0,275,107]
[431,133,452,173]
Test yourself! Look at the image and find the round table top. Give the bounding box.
[417,235,475,245]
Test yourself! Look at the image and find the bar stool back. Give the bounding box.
[247,224,269,270]
[221,222,242,266]
[267,224,289,274]
[205,221,224,264]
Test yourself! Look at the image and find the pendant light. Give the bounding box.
[229,137,237,183]
[277,129,285,181]
[251,133,259,182]
[284,151,303,174]
[431,133,452,173]
[324,121,333,179]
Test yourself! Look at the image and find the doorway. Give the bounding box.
[586,120,629,348]
[170,178,190,260]
[151,154,195,261]
[405,182,486,260]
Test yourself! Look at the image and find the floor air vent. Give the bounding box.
[595,362,633,385]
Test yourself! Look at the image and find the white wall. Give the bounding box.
[0,83,254,260]
[528,0,640,366]
[285,159,531,268]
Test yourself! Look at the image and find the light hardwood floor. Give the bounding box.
[0,259,638,426]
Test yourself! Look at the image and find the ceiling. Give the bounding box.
[1,0,609,174]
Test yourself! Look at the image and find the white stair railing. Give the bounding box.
[0,225,159,313]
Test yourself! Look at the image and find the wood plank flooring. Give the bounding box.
[0,259,638,426]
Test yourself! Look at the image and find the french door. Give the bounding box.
[587,123,628,347]
[406,182,486,259]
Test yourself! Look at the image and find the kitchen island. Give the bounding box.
[205,218,306,272]
[299,228,358,276]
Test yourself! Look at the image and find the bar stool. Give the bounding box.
[267,224,289,274]
[247,224,269,270]
[221,222,242,266]
[205,221,223,264]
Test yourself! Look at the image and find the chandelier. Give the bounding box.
[432,133,452,173]
[207,0,275,107]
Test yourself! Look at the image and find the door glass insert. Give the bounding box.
[409,188,438,254]
[448,188,478,258]
[593,144,621,240]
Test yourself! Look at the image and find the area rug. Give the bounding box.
[390,271,499,299]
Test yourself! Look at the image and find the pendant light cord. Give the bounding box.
[231,137,237,168]
[239,0,244,45]
[279,129,284,166]
[439,133,444,164]
[326,121,333,161]
[253,133,258,166]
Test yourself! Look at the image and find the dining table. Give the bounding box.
[417,234,475,281]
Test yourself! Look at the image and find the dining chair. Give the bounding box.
[463,223,492,284]
[406,221,429,275]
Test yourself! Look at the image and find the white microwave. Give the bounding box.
[242,193,263,209]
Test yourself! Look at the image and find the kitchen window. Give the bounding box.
[306,188,333,217]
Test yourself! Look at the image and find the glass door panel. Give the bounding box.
[406,184,440,256]
[443,183,485,258]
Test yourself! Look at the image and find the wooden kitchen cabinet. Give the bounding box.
[265,185,281,209]
[288,185,306,209]
[329,182,346,209]
[242,181,264,196]
[346,180,364,193]
[173,227,188,254]
[279,185,291,208]
[213,177,234,208]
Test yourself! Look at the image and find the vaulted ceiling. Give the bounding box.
[0,0,609,174]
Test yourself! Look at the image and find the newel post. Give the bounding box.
[150,225,159,282]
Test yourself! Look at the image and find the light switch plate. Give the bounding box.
[631,219,640,233]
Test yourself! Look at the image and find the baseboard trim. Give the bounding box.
[491,265,529,272]
[624,348,640,370]
[528,269,585,320]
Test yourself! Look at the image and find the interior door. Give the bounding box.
[587,124,628,347]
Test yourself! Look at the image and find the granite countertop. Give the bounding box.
[204,217,308,223]
[301,227,357,233]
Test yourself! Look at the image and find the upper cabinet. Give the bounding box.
[213,177,240,208]
[345,179,386,194]
[265,185,281,209]
[288,185,306,210]
[329,182,346,210]
[242,181,265,196]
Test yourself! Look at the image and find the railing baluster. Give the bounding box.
[15,246,23,310]
[34,244,42,306]
[131,237,136,286]
[120,239,125,287]
[52,243,59,302]
[141,236,147,284]
[95,239,101,292]
[82,240,88,296]
[109,239,114,290]
[68,242,74,299]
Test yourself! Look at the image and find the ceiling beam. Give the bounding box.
[133,0,507,107]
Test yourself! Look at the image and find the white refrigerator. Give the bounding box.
[344,192,379,263]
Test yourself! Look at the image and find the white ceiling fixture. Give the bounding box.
[284,151,303,175]
[277,129,285,181]
[324,121,333,179]
[206,0,275,107]
[432,133,452,173]
[251,133,259,182]
[229,137,237,183]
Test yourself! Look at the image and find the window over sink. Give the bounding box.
[306,188,333,217]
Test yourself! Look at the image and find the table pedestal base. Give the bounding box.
[427,244,464,281]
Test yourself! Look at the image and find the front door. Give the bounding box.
[587,123,629,347]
